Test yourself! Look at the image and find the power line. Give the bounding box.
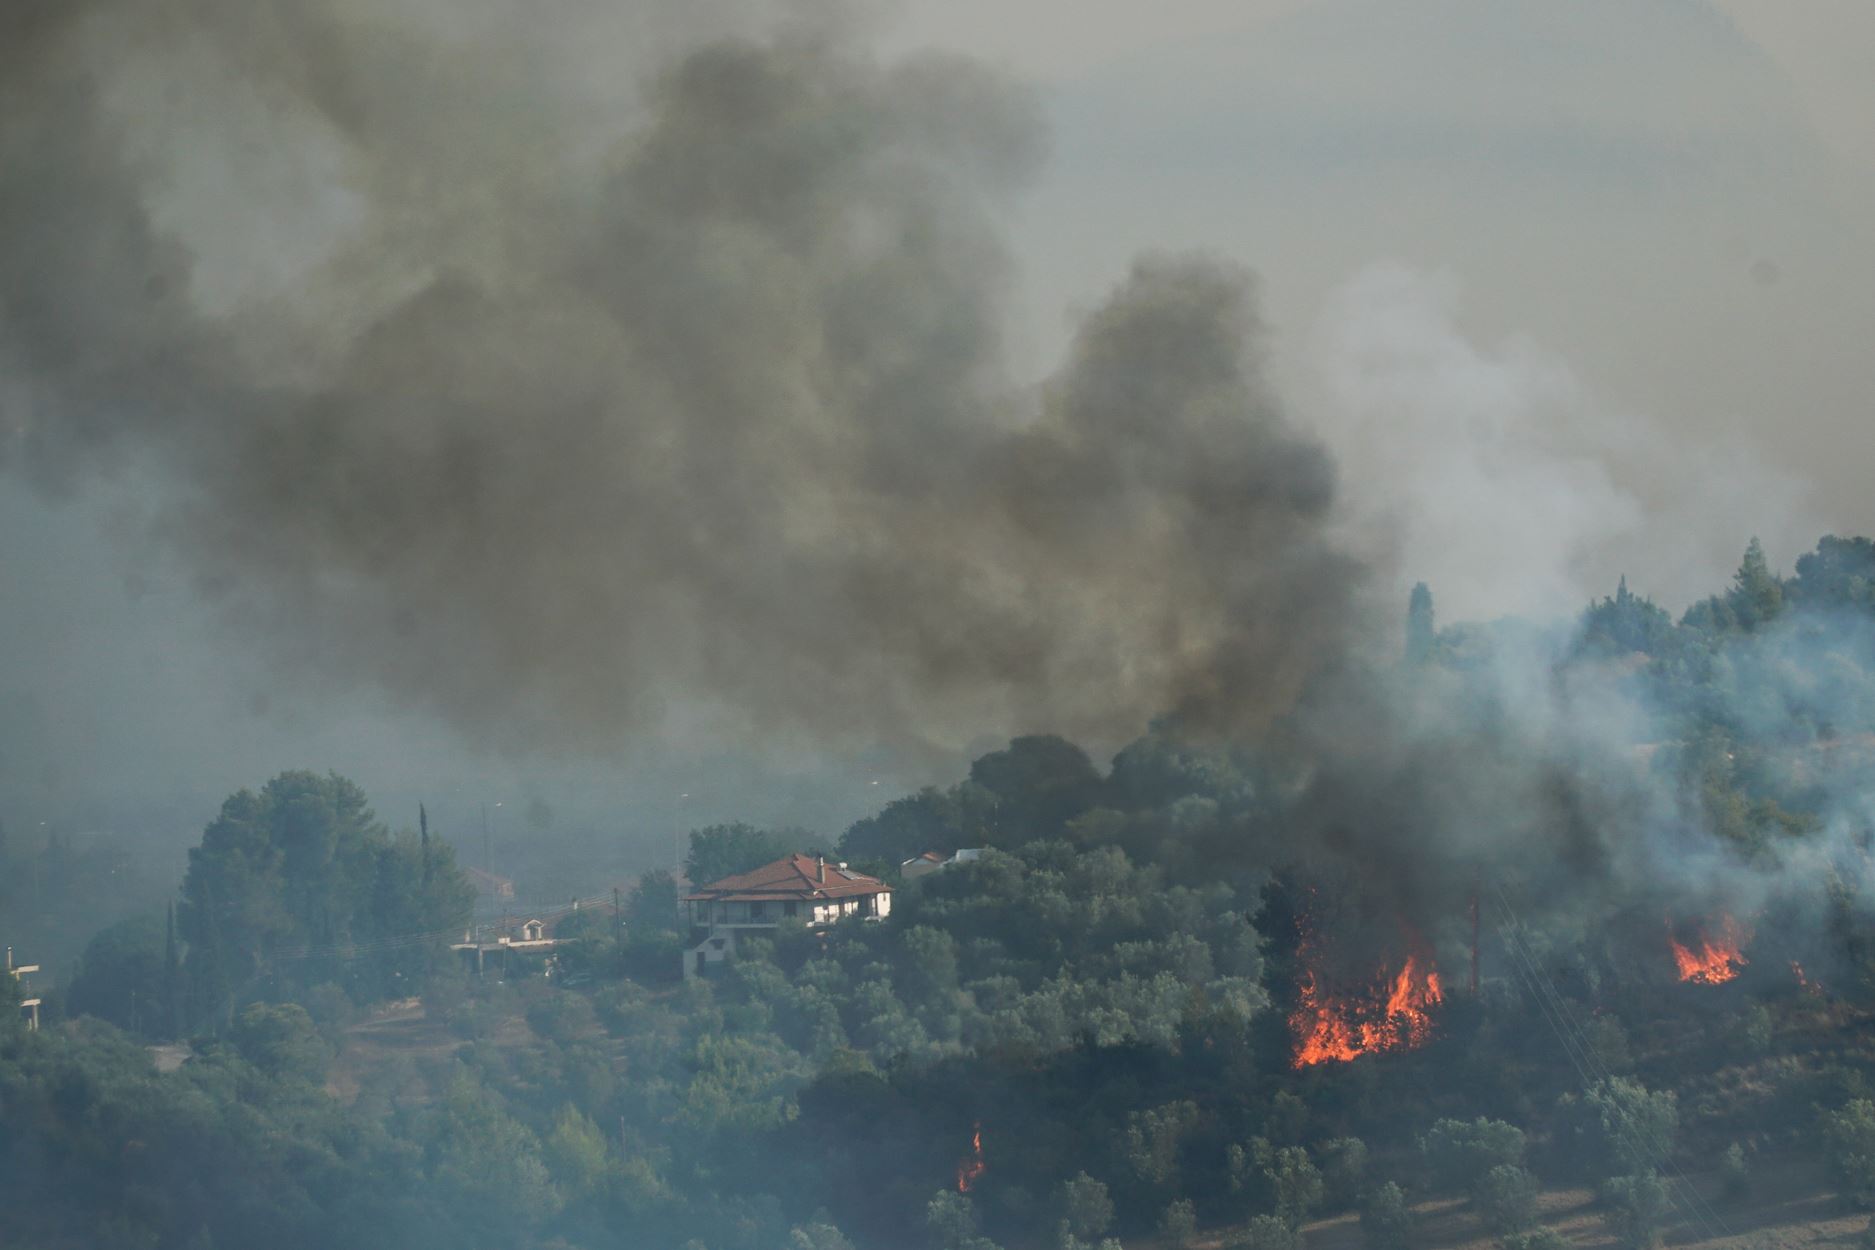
[271,892,614,962]
[1490,885,1733,1244]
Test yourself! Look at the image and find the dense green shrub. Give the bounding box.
[1602,1173,1670,1250]
[1362,1182,1414,1250]
[1421,1119,1527,1193]
[1474,1165,1540,1235]
[1823,1100,1875,1208]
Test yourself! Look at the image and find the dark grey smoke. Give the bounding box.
[0,2,1361,761]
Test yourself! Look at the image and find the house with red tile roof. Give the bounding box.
[681,854,891,979]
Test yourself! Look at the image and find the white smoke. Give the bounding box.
[1305,264,1819,622]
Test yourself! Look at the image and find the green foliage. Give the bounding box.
[544,1103,610,1197]
[1056,1172,1114,1244]
[1499,1228,1569,1250]
[1362,1182,1414,1250]
[926,1190,1000,1250]
[1555,1079,1677,1182]
[1123,1100,1201,1187]
[1266,1146,1326,1229]
[1601,1173,1670,1250]
[1683,538,1786,635]
[1577,577,1675,657]
[1231,1213,1301,1250]
[65,912,169,1037]
[966,736,1104,846]
[1320,1137,1369,1209]
[229,1001,332,1082]
[34,519,1875,1250]
[525,989,598,1043]
[1720,1142,1750,1201]
[684,822,808,885]
[1791,535,1875,611]
[1474,1165,1540,1235]
[628,868,681,936]
[178,771,473,1018]
[430,1070,561,1233]
[1583,1016,1632,1073]
[1823,1099,1875,1208]
[790,1216,858,1250]
[1268,1089,1309,1146]
[841,784,998,866]
[1733,537,1786,629]
[1732,1004,1775,1058]
[1159,1198,1199,1248]
[1420,1118,1527,1194]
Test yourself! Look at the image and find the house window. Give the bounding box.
[785,900,798,917]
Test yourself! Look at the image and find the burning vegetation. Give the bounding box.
[1667,914,1752,985]
[955,1124,986,1194]
[1290,940,1446,1068]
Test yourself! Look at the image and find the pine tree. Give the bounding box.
[1729,536,1784,630]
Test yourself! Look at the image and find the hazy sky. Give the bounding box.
[5,0,1873,843]
[926,0,1875,618]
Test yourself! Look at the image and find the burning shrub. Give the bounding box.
[1667,914,1752,985]
[1290,947,1445,1068]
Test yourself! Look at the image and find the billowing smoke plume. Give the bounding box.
[0,1,1360,758]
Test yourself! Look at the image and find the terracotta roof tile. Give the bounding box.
[682,853,891,901]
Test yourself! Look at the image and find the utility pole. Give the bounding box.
[675,794,689,876]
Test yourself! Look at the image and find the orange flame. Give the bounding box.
[955,1123,986,1193]
[1667,914,1751,984]
[1291,946,1445,1069]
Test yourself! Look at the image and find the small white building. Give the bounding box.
[682,854,892,979]
[900,848,985,880]
[451,917,561,977]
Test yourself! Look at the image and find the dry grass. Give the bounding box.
[1128,1163,1867,1250]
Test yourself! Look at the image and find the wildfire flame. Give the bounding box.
[1291,947,1444,1069]
[1667,914,1751,985]
[955,1123,986,1193]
